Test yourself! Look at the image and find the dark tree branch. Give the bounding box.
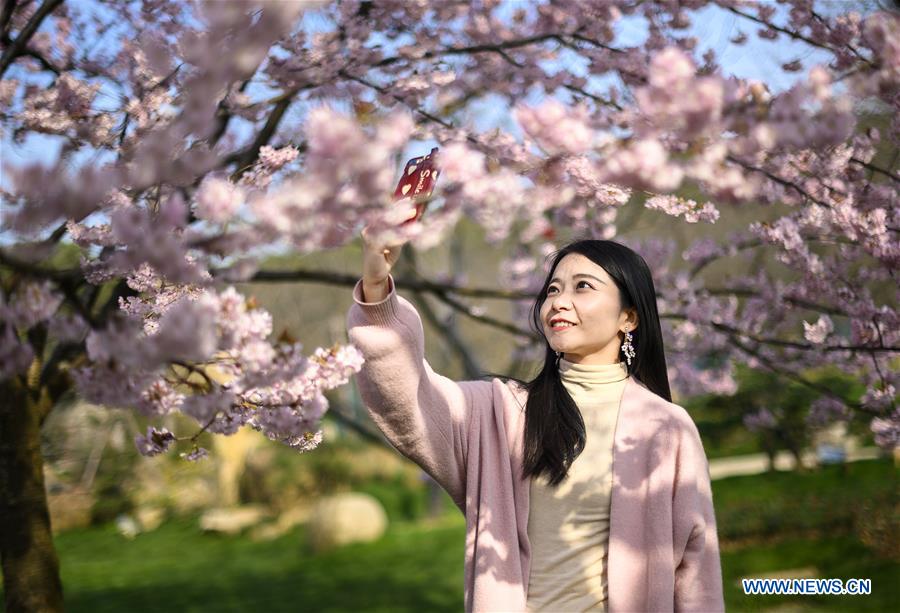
[720,3,871,65]
[408,288,485,377]
[0,0,18,39]
[704,287,848,318]
[0,248,81,282]
[691,316,899,354]
[373,33,571,69]
[247,267,533,300]
[0,0,64,78]
[724,334,877,416]
[416,286,534,338]
[404,250,484,379]
[849,157,900,184]
[563,82,621,110]
[208,80,250,145]
[326,403,387,446]
[225,84,310,180]
[338,69,485,149]
[727,155,833,208]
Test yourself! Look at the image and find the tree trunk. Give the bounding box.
[0,377,64,613]
[761,435,777,472]
[782,434,807,473]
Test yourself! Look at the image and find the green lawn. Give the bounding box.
[711,456,897,543]
[4,459,896,612]
[723,536,896,612]
[55,515,467,613]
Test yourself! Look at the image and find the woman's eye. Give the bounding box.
[547,281,591,294]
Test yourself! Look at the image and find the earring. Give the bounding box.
[621,328,635,366]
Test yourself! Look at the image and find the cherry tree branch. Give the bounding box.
[849,157,900,184]
[727,155,833,208]
[0,0,18,39]
[704,287,848,318]
[373,33,573,69]
[247,267,532,300]
[0,248,81,282]
[719,2,872,65]
[225,84,310,180]
[0,0,64,78]
[724,334,877,416]
[404,282,534,338]
[405,249,484,378]
[667,315,898,353]
[325,402,389,446]
[337,69,489,151]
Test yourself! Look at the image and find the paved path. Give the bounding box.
[708,446,885,480]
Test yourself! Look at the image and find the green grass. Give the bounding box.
[4,459,895,612]
[712,457,897,542]
[717,458,898,611]
[723,536,896,612]
[54,514,467,613]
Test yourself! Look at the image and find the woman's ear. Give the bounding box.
[623,309,639,332]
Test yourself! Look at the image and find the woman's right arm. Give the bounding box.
[345,226,492,510]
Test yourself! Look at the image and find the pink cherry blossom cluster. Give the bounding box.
[238,145,300,190]
[247,107,417,251]
[71,278,364,457]
[644,195,720,224]
[514,99,593,155]
[807,397,851,429]
[743,408,779,432]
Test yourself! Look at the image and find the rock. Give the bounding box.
[249,503,312,542]
[136,506,165,532]
[199,505,270,535]
[306,492,387,553]
[249,522,287,542]
[169,478,218,516]
[47,486,94,534]
[115,514,140,539]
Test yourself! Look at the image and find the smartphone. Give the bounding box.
[393,147,440,224]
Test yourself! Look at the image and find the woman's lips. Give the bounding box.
[550,323,577,331]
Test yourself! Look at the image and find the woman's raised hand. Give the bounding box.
[360,222,410,302]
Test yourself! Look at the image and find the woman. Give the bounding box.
[346,229,725,612]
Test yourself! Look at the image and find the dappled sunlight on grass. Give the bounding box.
[19,460,895,612]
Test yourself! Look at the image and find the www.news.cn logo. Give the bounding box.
[742,578,872,595]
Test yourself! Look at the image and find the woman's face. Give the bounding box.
[539,253,637,366]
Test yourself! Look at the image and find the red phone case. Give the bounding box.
[393,147,440,224]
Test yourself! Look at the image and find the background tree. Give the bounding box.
[1,1,897,610]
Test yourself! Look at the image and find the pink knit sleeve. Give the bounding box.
[672,417,725,612]
[345,274,492,510]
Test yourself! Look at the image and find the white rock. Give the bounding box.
[307,492,388,553]
[200,505,270,535]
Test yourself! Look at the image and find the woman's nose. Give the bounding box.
[550,293,572,311]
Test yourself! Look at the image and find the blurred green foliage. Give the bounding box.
[687,364,870,460]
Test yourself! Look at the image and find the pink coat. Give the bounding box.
[346,275,725,612]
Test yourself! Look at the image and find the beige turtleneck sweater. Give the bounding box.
[526,358,629,613]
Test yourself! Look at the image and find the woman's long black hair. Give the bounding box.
[483,239,672,486]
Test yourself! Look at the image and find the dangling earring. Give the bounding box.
[621,328,635,366]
